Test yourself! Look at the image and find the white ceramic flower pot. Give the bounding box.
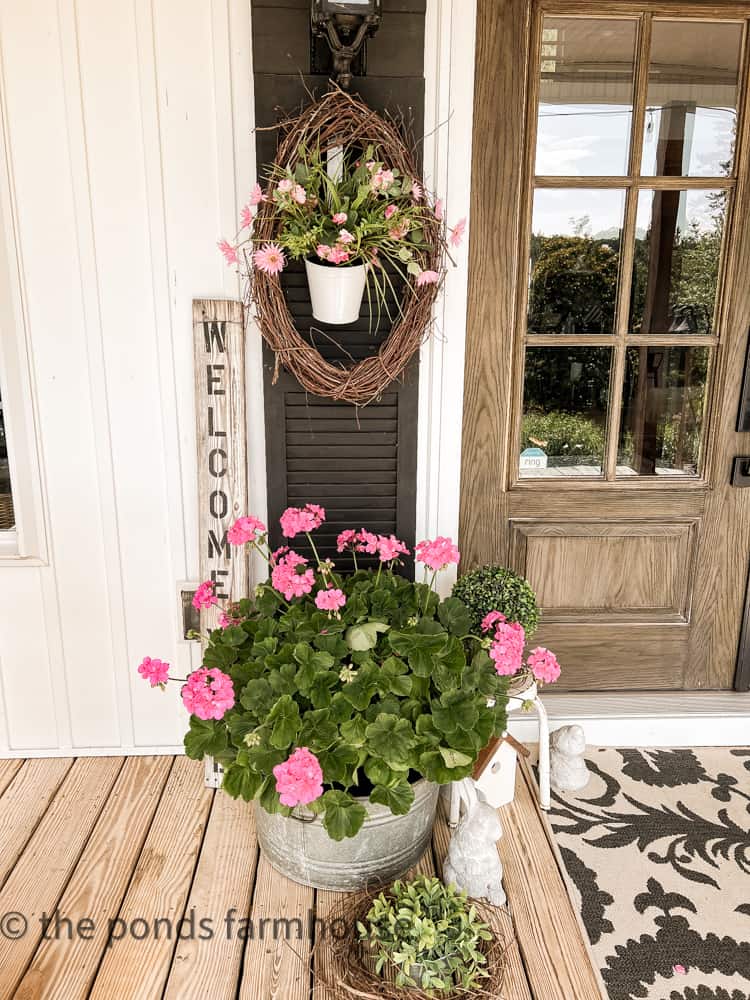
[305,258,367,325]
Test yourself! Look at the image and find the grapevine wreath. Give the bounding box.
[241,88,454,406]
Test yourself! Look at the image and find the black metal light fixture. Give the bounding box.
[311,0,382,90]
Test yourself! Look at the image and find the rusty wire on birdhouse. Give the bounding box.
[250,88,446,406]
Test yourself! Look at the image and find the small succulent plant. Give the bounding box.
[358,875,492,995]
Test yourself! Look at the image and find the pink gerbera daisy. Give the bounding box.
[253,243,286,275]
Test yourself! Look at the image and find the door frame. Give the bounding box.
[460,0,750,690]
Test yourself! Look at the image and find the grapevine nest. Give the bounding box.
[310,885,510,999]
[250,88,445,406]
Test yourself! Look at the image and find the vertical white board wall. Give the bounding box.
[0,0,255,754]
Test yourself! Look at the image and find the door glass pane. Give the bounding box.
[617,345,709,477]
[0,387,15,530]
[642,20,743,177]
[630,188,726,335]
[536,17,637,176]
[521,347,612,478]
[528,189,625,335]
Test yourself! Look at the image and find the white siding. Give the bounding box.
[0,0,255,754]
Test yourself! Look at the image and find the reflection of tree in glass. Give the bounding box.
[630,191,725,336]
[528,229,620,334]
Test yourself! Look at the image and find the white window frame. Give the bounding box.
[0,114,48,565]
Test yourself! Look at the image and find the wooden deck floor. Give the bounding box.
[0,755,602,999]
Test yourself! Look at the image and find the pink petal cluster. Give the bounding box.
[249,183,264,206]
[317,244,332,260]
[338,228,355,245]
[192,580,217,611]
[240,205,254,229]
[411,180,423,202]
[388,218,410,241]
[292,184,307,205]
[434,198,444,221]
[278,179,294,193]
[355,529,379,554]
[377,534,410,562]
[370,167,394,192]
[279,503,326,538]
[332,212,347,225]
[218,611,242,630]
[315,588,347,614]
[449,217,467,248]
[415,536,461,572]
[527,647,561,685]
[273,747,324,807]
[181,667,235,721]
[417,269,440,287]
[327,246,351,265]
[481,610,507,633]
[384,204,398,220]
[489,621,525,677]
[253,242,286,275]
[271,551,315,600]
[335,529,356,552]
[138,656,170,687]
[218,239,238,265]
[227,515,267,546]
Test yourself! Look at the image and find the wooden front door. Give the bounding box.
[461,0,750,691]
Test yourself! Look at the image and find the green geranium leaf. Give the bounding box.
[408,649,434,678]
[346,621,390,651]
[318,744,359,785]
[203,644,239,670]
[298,709,338,750]
[267,694,301,749]
[419,750,474,785]
[364,756,396,786]
[438,746,474,769]
[258,777,292,817]
[340,715,369,747]
[431,691,480,735]
[184,718,228,760]
[222,625,248,647]
[322,790,367,841]
[222,762,264,801]
[437,597,472,637]
[370,779,415,816]
[240,678,275,716]
[365,714,416,766]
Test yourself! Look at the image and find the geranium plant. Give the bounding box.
[138,507,560,841]
[219,146,465,304]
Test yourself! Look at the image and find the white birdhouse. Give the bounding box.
[473,732,529,808]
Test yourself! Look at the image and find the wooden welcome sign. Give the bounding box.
[193,299,248,631]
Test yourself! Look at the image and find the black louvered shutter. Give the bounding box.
[252,2,425,570]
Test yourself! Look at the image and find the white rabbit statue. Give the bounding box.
[443,779,506,907]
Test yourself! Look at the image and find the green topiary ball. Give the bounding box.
[452,565,540,637]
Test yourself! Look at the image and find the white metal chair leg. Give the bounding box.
[449,781,461,829]
[534,696,551,810]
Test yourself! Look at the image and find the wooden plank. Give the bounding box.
[0,758,74,890]
[0,758,23,798]
[0,757,123,1000]
[239,853,314,1000]
[163,792,260,1000]
[432,799,532,1000]
[88,756,213,1000]
[497,770,603,1000]
[14,756,173,1000]
[193,299,248,631]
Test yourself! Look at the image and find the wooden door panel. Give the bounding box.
[509,520,698,620]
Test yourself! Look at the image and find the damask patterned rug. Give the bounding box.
[548,747,750,1000]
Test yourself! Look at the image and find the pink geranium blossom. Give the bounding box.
[377,534,410,562]
[192,580,217,611]
[332,212,347,225]
[328,246,350,265]
[218,239,238,265]
[527,647,561,685]
[337,529,358,552]
[449,217,467,248]
[280,503,326,538]
[218,611,241,630]
[271,551,315,600]
[227,515,266,546]
[417,269,440,287]
[253,243,286,275]
[249,183,264,206]
[481,610,507,633]
[384,204,398,220]
[415,536,460,572]
[355,529,379,555]
[315,588,347,615]
[273,747,324,807]
[489,621,525,677]
[138,656,170,688]
[182,667,235,721]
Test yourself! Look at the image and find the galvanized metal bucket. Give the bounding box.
[254,780,440,891]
